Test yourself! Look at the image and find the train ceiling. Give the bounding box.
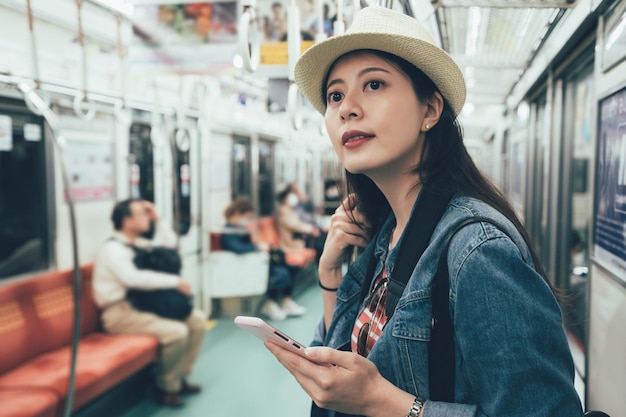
[425,0,577,110]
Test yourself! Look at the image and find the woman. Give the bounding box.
[275,186,321,253]
[264,7,583,417]
[221,197,305,320]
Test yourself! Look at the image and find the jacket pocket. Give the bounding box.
[391,289,432,341]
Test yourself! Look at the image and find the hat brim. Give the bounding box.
[295,32,466,117]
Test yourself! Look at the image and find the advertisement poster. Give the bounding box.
[129,1,238,74]
[594,86,626,282]
[257,0,333,65]
[601,1,626,72]
[65,141,114,201]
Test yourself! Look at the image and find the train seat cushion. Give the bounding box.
[258,217,280,248]
[0,265,99,374]
[0,387,59,417]
[210,232,223,251]
[0,332,158,411]
[284,248,317,268]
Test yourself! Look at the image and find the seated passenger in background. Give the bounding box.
[221,197,306,321]
[92,199,205,407]
[277,186,327,260]
[276,186,321,252]
[323,179,342,215]
[288,182,317,226]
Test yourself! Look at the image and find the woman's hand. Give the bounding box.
[265,342,403,416]
[318,194,371,284]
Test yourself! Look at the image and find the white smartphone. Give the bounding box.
[234,315,324,365]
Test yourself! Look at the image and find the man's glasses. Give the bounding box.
[356,277,389,357]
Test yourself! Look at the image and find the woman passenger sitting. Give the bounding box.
[275,187,321,253]
[221,197,306,321]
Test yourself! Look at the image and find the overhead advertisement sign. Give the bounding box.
[129,1,238,74]
[256,0,324,65]
[594,86,626,283]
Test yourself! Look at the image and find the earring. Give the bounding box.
[425,124,430,130]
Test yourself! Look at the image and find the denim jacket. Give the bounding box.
[313,195,583,417]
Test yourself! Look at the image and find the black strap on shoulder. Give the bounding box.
[429,216,515,402]
[384,188,453,318]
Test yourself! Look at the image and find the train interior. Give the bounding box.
[0,0,624,416]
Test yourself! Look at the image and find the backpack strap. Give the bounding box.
[384,188,453,318]
[429,216,516,402]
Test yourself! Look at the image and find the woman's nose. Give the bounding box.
[339,93,362,121]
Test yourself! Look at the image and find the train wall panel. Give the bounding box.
[204,131,234,232]
[53,115,117,271]
[587,264,626,414]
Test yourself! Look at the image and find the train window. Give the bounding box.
[258,140,275,216]
[173,129,191,236]
[128,122,155,202]
[0,99,50,279]
[231,137,251,200]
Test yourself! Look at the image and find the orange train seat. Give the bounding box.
[0,265,159,417]
[256,216,317,268]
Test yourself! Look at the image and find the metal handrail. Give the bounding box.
[19,82,82,417]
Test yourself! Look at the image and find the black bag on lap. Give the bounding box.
[269,248,286,266]
[126,245,193,321]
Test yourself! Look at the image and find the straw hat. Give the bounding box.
[294,6,466,117]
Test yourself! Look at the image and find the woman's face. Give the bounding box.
[324,52,429,178]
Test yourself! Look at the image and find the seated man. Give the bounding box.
[221,197,305,321]
[92,199,205,407]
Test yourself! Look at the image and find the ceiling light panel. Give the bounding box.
[443,7,559,68]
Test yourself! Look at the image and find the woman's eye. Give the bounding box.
[328,92,343,103]
[367,80,382,90]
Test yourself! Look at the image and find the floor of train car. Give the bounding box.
[121,284,323,417]
[121,284,587,417]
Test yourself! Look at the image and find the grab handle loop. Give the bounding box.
[114,13,130,126]
[73,92,96,121]
[73,0,95,120]
[238,1,260,73]
[24,0,52,116]
[287,82,303,130]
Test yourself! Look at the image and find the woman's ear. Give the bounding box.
[421,91,444,132]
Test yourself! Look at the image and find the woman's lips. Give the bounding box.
[342,130,375,147]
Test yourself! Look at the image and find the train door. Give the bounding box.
[231,135,252,201]
[559,56,595,384]
[258,139,275,216]
[173,123,204,307]
[231,135,276,216]
[0,95,51,279]
[525,96,551,270]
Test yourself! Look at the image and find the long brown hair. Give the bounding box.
[326,50,549,283]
